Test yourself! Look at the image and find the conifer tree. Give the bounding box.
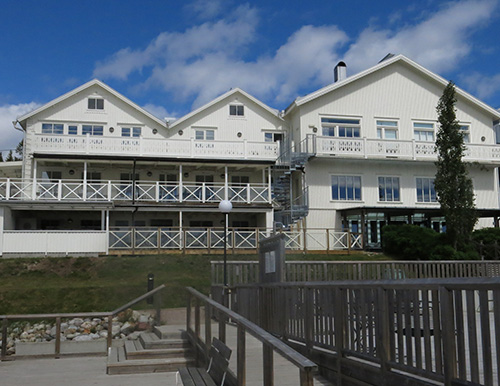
[434,81,477,249]
[5,150,15,162]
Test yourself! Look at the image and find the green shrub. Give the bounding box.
[472,227,500,244]
[381,225,439,260]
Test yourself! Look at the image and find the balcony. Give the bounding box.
[0,179,271,204]
[33,134,279,161]
[315,136,500,163]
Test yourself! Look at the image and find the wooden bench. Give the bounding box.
[178,338,232,386]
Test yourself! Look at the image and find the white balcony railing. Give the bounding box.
[316,136,500,163]
[34,134,279,161]
[0,179,271,204]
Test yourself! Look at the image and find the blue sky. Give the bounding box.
[1,0,500,151]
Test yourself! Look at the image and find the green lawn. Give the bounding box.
[0,251,386,314]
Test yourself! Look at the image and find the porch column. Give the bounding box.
[0,207,4,256]
[105,210,110,255]
[101,210,106,231]
[266,210,274,233]
[32,159,37,199]
[267,166,272,203]
[224,166,228,201]
[83,161,88,201]
[361,210,366,250]
[179,165,183,203]
[179,211,183,251]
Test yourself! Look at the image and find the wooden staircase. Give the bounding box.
[107,325,195,375]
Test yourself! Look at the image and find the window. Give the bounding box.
[414,122,435,142]
[416,177,437,203]
[195,129,215,140]
[331,175,361,201]
[321,117,361,138]
[41,171,62,181]
[42,123,64,134]
[231,176,250,185]
[68,125,78,135]
[459,124,470,143]
[121,127,141,137]
[378,177,400,202]
[376,120,398,139]
[82,172,101,182]
[229,105,244,116]
[264,132,284,142]
[88,98,104,110]
[82,125,103,136]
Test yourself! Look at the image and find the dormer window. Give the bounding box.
[88,98,104,110]
[230,105,244,116]
[42,123,64,134]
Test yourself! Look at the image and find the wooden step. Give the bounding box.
[107,355,195,375]
[140,332,189,349]
[153,325,188,340]
[125,339,193,360]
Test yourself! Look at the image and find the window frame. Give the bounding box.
[121,127,142,138]
[376,120,398,140]
[321,117,361,138]
[88,98,104,110]
[229,104,245,117]
[41,123,64,135]
[194,128,215,140]
[413,122,435,142]
[331,175,362,201]
[416,177,437,203]
[378,176,401,202]
[82,125,104,136]
[459,124,470,143]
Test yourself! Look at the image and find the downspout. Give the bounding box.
[12,120,26,178]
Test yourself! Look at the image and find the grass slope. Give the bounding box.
[0,252,384,314]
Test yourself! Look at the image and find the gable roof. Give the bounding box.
[285,54,500,119]
[16,79,167,128]
[169,87,282,129]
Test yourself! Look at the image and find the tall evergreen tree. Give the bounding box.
[5,150,15,162]
[15,140,23,161]
[434,81,477,249]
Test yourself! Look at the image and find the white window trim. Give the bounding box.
[376,119,399,140]
[320,115,362,138]
[413,121,436,142]
[330,174,363,202]
[192,126,217,140]
[415,176,438,204]
[229,103,245,118]
[87,97,105,111]
[377,175,402,203]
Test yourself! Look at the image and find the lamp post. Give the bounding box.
[219,200,232,303]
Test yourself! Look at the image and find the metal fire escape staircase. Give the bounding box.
[272,134,316,227]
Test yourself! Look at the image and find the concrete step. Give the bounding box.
[124,339,193,360]
[107,352,194,375]
[139,331,189,349]
[153,325,188,340]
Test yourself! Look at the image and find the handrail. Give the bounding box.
[1,284,166,360]
[186,286,317,386]
[231,278,500,386]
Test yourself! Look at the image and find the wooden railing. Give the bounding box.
[186,287,318,386]
[0,285,165,360]
[34,134,279,161]
[211,260,500,285]
[231,278,500,386]
[109,228,362,252]
[315,135,500,164]
[0,179,271,204]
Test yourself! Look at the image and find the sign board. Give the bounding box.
[258,233,285,283]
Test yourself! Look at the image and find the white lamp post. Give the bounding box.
[219,200,233,292]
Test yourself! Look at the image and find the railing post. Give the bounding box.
[334,288,345,386]
[218,308,226,344]
[107,180,112,201]
[55,317,61,358]
[363,137,367,158]
[155,181,159,203]
[440,286,457,386]
[304,287,314,355]
[246,183,250,204]
[300,368,314,386]
[237,324,246,386]
[57,180,62,201]
[205,301,212,361]
[376,288,391,379]
[244,139,248,159]
[6,178,10,200]
[195,298,201,366]
[186,291,192,333]
[107,314,113,350]
[263,342,274,386]
[202,182,206,203]
[1,318,8,360]
[86,133,90,154]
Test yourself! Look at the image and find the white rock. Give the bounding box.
[99,331,108,338]
[74,335,93,342]
[138,315,149,323]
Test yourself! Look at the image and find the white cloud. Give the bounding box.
[0,102,41,151]
[461,72,500,101]
[344,0,497,74]
[184,0,229,20]
[142,103,177,120]
[93,0,497,109]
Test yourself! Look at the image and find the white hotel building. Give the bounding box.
[1,54,499,256]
